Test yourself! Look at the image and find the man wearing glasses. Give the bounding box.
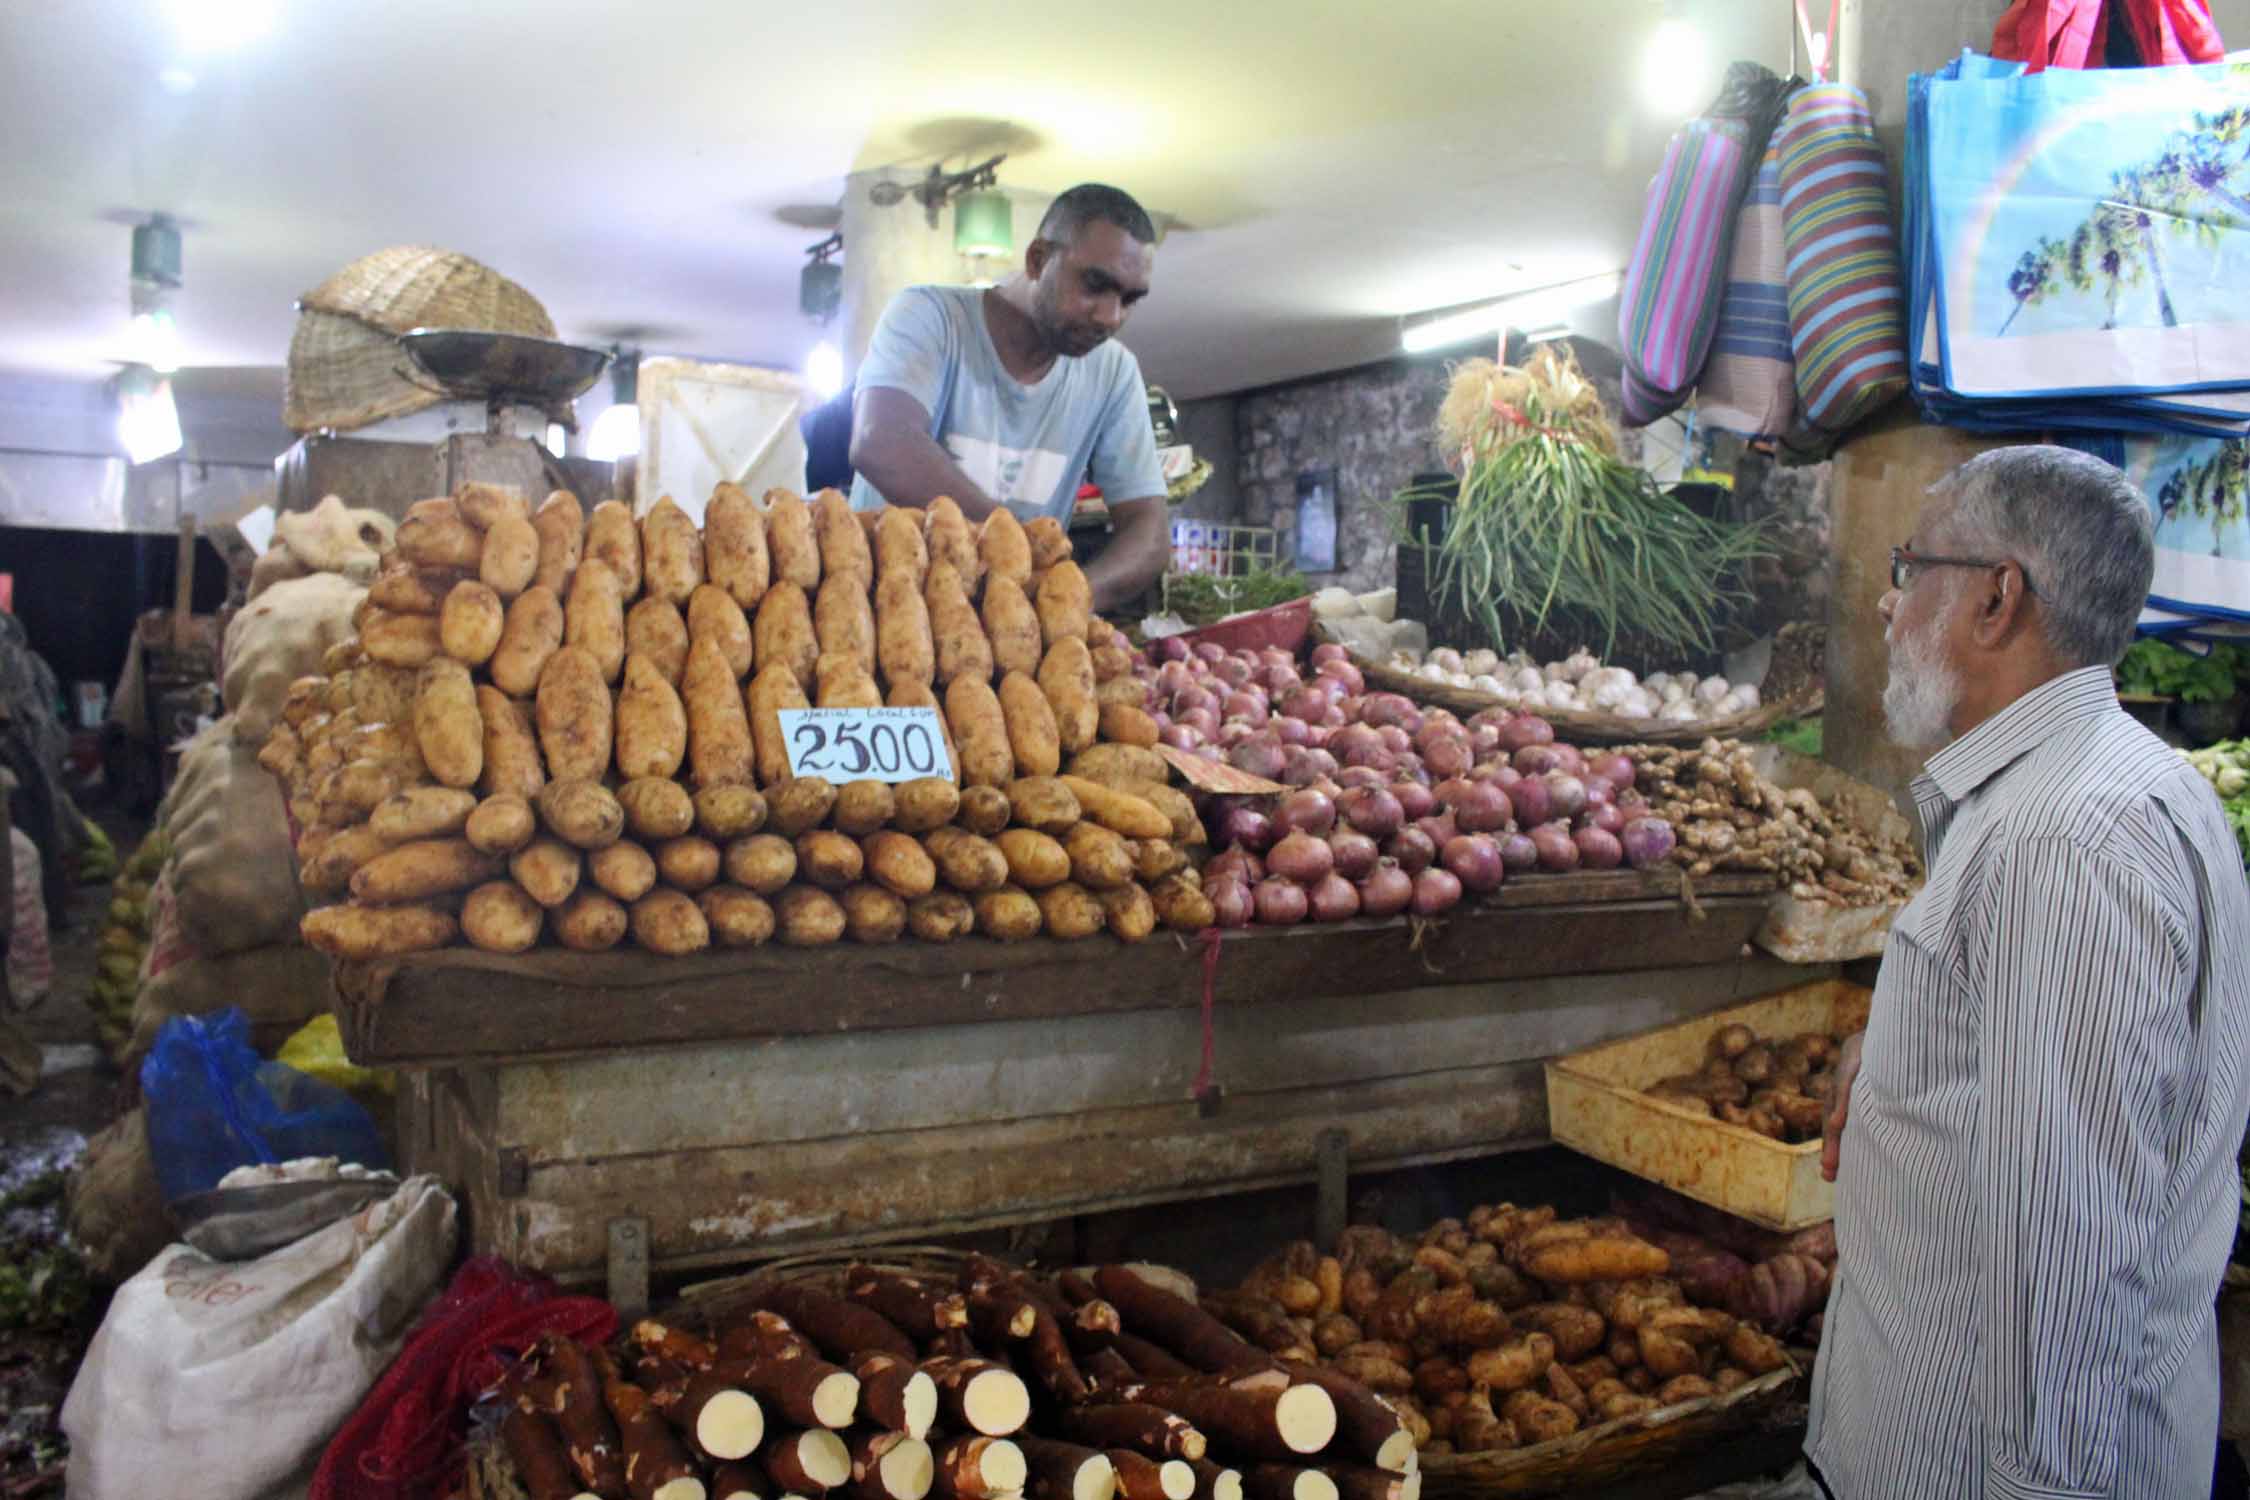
[1806,445,2250,1499]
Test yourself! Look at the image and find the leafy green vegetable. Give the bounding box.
[1162,567,1311,627]
[1763,716,1824,757]
[2117,640,2244,704]
[2183,739,2250,871]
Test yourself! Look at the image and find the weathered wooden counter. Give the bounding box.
[344,870,1819,1285]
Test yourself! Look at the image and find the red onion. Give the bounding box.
[1375,724,1413,756]
[1281,687,1329,722]
[1423,735,1474,779]
[1392,752,1426,784]
[1337,785,1405,838]
[1413,812,1460,849]
[1433,777,1478,810]
[1615,787,1649,813]
[1574,826,1624,870]
[1514,744,1565,776]
[1498,831,1540,873]
[1583,801,1627,836]
[1361,694,1422,731]
[1508,774,1552,827]
[1275,788,1338,837]
[1357,859,1414,918]
[1552,744,1586,778]
[1470,759,1516,784]
[1303,724,1334,750]
[1215,656,1254,688]
[1223,691,1270,726]
[1266,831,1335,885]
[1174,684,1218,716]
[1216,806,1274,853]
[1469,723,1504,758]
[1335,765,1387,792]
[1310,643,1349,667]
[1308,872,1361,922]
[1411,867,1464,915]
[1328,828,1380,880]
[1497,716,1555,752]
[1621,817,1677,870]
[1193,642,1227,664]
[1259,666,1302,697]
[1254,876,1309,925]
[1208,878,1255,928]
[1391,781,1436,820]
[1315,659,1365,694]
[1281,748,1339,787]
[1315,673,1352,703]
[1178,707,1219,739]
[1228,738,1288,782]
[1258,647,1295,674]
[1154,637,1191,663]
[1160,725,1203,752]
[1205,845,1264,885]
[1530,822,1581,872]
[1318,702,1347,729]
[1451,780,1514,834]
[1442,834,1507,893]
[1589,752,1636,791]
[1583,777,1614,811]
[1469,707,1516,731]
[1385,826,1437,875]
[1544,773,1588,821]
[1272,716,1311,748]
[1216,721,1258,750]
[1330,724,1386,768]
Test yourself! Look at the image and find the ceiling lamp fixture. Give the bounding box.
[800,232,843,323]
[805,342,845,401]
[1400,271,1624,355]
[163,0,279,53]
[128,214,183,375]
[116,365,183,465]
[869,154,1013,259]
[1641,0,1715,117]
[585,348,640,463]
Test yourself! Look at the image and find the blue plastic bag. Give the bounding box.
[140,1007,390,1205]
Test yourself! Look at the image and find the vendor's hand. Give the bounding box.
[1820,1031,1865,1183]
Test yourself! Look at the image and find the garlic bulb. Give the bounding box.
[1558,647,1599,683]
[1429,647,1465,674]
[1546,681,1581,707]
[1731,683,1761,710]
[1617,687,1659,718]
[1694,676,1733,706]
[1661,680,1692,705]
[1511,666,1545,694]
[1471,674,1505,694]
[1464,649,1502,678]
[1449,671,1475,689]
[1660,698,1702,722]
[1420,662,1451,682]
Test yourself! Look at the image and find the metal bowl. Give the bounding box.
[396,328,610,407]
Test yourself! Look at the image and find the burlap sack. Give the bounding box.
[275,494,393,578]
[165,725,304,958]
[221,571,367,746]
[123,944,334,1078]
[68,1107,174,1286]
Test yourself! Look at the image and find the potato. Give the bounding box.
[907,890,975,943]
[833,780,896,836]
[352,838,504,905]
[769,777,837,836]
[892,777,960,834]
[682,637,754,788]
[1131,838,1188,883]
[535,645,613,784]
[813,488,872,586]
[553,889,628,951]
[565,559,628,682]
[461,881,544,953]
[886,679,960,785]
[748,662,812,787]
[476,687,545,801]
[1091,645,1135,684]
[980,575,1043,678]
[619,777,696,841]
[301,825,394,896]
[585,499,643,597]
[924,496,980,591]
[414,659,484,789]
[1068,744,1170,787]
[698,885,775,947]
[1035,562,1092,648]
[362,607,444,668]
[589,839,658,902]
[815,654,883,709]
[301,903,457,959]
[631,888,710,955]
[1517,1304,1608,1362]
[1122,778,1204,846]
[397,497,483,569]
[776,885,846,946]
[862,830,937,898]
[1006,777,1080,835]
[371,786,478,844]
[686,585,754,679]
[640,495,705,604]
[839,882,907,943]
[996,671,1061,777]
[925,562,993,686]
[929,828,1009,892]
[1025,515,1073,570]
[370,565,467,616]
[875,572,935,687]
[466,794,537,856]
[490,586,565,697]
[480,511,540,600]
[754,581,820,690]
[694,783,768,840]
[955,784,1012,836]
[1150,873,1216,932]
[1036,638,1099,754]
[874,506,928,586]
[1098,701,1159,749]
[538,778,626,851]
[1100,883,1157,942]
[1058,775,1172,839]
[705,481,771,609]
[653,835,720,893]
[1092,681,1145,719]
[531,490,584,596]
[723,833,798,895]
[995,829,1071,889]
[625,598,691,685]
[973,884,1042,941]
[944,675,1013,788]
[456,481,529,530]
[978,508,1033,592]
[764,488,821,591]
[795,830,864,889]
[1063,822,1134,890]
[1466,1334,1557,1395]
[616,653,689,780]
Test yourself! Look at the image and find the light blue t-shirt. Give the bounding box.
[848,285,1165,521]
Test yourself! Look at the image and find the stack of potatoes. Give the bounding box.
[262,482,1218,960]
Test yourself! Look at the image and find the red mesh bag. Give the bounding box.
[310,1255,617,1500]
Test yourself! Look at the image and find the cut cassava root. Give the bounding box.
[934,1435,1028,1500]
[765,1428,854,1495]
[1016,1438,1117,1500]
[1053,1404,1207,1461]
[502,1408,602,1500]
[922,1356,1032,1437]
[1119,1380,1336,1462]
[855,1352,940,1440]
[1109,1449,1195,1500]
[1189,1464,1243,1500]
[850,1431,938,1500]
[1244,1468,1337,1500]
[676,1369,769,1460]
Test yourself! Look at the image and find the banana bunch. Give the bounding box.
[84,831,168,1061]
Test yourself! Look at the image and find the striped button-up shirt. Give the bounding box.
[1806,667,2250,1499]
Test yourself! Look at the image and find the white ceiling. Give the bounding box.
[3,0,1814,408]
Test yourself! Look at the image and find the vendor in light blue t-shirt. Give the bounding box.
[849,183,1170,611]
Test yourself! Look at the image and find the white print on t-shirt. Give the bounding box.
[946,434,1073,511]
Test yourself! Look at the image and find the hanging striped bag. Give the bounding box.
[1693,143,1798,440]
[1617,116,1753,427]
[1776,83,1909,436]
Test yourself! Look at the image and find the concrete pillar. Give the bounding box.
[837,169,1056,378]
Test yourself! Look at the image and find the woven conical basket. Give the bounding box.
[283,246,556,434]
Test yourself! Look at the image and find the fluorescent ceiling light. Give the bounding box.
[1401,272,1622,354]
[805,342,844,401]
[163,0,279,53]
[159,67,197,94]
[1642,15,1714,117]
[117,369,183,465]
[1523,324,1573,343]
[127,309,182,375]
[586,403,639,463]
[545,422,568,458]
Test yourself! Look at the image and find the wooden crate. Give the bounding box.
[1544,977,1871,1231]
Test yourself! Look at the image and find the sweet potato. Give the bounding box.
[684,637,756,788]
[1025,515,1073,573]
[1067,744,1170,787]
[1058,776,1171,840]
[815,488,873,586]
[626,598,692,685]
[815,575,877,679]
[981,575,1043,678]
[1514,1304,1605,1361]
[1520,1234,1669,1286]
[875,505,929,586]
[997,670,1062,777]
[490,586,566,697]
[1464,1334,1554,1395]
[755,581,821,690]
[531,490,584,597]
[683,584,754,681]
[945,676,1014,789]
[925,496,980,592]
[815,653,884,710]
[641,495,706,605]
[979,509,1033,593]
[749,661,813,787]
[1035,562,1092,648]
[565,558,628,683]
[765,488,821,591]
[926,562,994,686]
[585,500,642,597]
[876,572,936,688]
[706,482,772,609]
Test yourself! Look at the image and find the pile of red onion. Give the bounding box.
[1138,638,1677,927]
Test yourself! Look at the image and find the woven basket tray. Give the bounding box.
[1337,623,1824,746]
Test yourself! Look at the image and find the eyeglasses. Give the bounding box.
[1889,546,2038,598]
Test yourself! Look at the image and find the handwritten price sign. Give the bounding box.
[776,706,953,784]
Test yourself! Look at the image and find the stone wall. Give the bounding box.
[1730,447,1834,646]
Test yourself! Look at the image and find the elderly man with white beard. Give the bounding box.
[1804,445,2250,1500]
